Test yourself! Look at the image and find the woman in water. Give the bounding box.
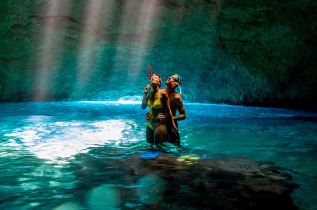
[142,74,177,147]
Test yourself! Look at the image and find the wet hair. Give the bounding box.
[152,74,162,85]
[174,74,182,85]
[173,74,182,95]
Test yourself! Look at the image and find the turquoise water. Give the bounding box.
[0,102,316,209]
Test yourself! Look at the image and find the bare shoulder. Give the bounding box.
[174,92,182,101]
[173,93,184,107]
[174,92,181,99]
[161,90,168,99]
[160,89,167,94]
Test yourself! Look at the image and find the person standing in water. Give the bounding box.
[160,74,186,146]
[142,74,177,147]
[146,74,186,146]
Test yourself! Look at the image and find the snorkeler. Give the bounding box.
[146,74,186,146]
[142,74,178,147]
[161,74,186,146]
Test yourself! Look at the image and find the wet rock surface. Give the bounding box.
[72,149,299,209]
[0,0,316,109]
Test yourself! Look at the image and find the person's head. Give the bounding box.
[150,74,162,87]
[166,74,181,88]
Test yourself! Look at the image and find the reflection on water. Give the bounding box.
[4,118,137,163]
[0,102,316,209]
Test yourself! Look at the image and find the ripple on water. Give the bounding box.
[2,119,143,163]
[0,102,316,209]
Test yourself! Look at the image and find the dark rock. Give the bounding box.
[71,150,299,209]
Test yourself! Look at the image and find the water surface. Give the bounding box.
[0,102,316,209]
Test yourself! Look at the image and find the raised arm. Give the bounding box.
[142,86,150,109]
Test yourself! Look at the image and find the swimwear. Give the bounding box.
[147,90,164,130]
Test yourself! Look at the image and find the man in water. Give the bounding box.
[146,74,186,146]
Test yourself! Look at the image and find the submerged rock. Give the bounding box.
[72,149,299,209]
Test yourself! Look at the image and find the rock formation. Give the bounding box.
[0,0,316,109]
[72,149,299,209]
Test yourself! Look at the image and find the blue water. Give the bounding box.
[0,102,316,209]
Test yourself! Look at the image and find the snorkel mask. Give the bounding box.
[148,65,152,78]
[172,74,182,96]
[151,74,161,86]
[147,65,161,87]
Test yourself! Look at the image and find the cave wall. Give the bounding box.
[0,0,316,109]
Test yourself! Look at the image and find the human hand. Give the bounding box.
[144,85,150,93]
[172,125,178,134]
[171,82,179,89]
[157,112,165,120]
[145,112,150,122]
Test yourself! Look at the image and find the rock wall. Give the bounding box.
[0,0,316,109]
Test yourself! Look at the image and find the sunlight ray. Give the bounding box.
[113,0,161,81]
[74,0,115,96]
[32,0,71,101]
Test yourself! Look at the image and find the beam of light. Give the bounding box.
[73,0,115,97]
[113,0,161,82]
[32,0,71,101]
